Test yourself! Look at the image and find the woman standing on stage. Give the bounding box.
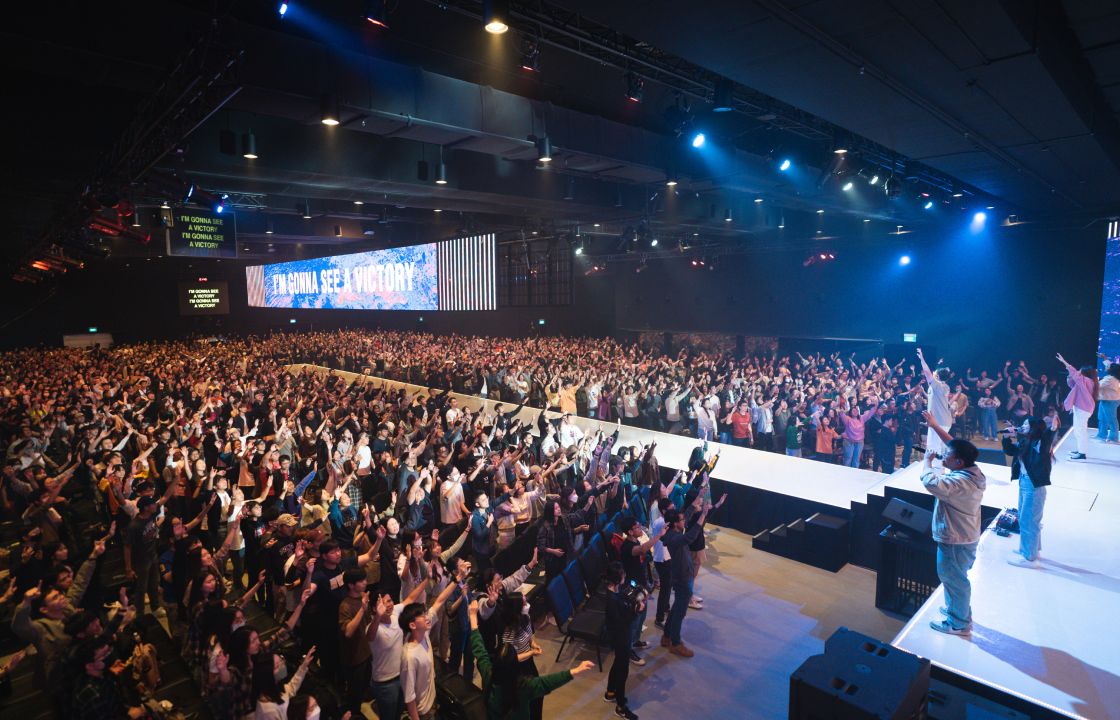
[1002,416,1056,568]
[1056,353,1099,461]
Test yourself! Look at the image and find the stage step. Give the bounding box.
[751,513,849,572]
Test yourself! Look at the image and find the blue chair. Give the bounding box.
[545,576,605,669]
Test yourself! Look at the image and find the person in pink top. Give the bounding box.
[838,396,879,469]
[1056,352,1099,461]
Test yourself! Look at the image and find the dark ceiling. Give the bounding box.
[2,0,1118,269]
[553,0,1120,212]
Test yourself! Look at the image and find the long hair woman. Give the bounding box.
[1003,416,1056,568]
[1056,353,1099,460]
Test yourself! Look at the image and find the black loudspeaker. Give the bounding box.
[882,498,933,536]
[790,627,930,720]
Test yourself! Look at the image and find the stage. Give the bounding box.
[292,365,1120,718]
[889,435,1120,720]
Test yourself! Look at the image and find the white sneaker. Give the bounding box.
[1008,555,1041,569]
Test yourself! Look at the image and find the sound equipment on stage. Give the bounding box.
[882,498,933,537]
[790,627,930,720]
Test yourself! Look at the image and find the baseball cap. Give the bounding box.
[276,514,299,527]
[137,496,157,511]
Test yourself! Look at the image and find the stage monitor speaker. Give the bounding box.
[790,627,930,720]
[882,497,933,536]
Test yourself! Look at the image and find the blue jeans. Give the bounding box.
[1017,473,1046,561]
[698,427,713,441]
[1096,399,1119,441]
[842,439,863,468]
[447,631,474,681]
[785,448,801,457]
[981,408,999,439]
[900,435,913,466]
[719,431,731,445]
[731,437,749,447]
[630,597,649,646]
[370,675,403,720]
[936,542,978,629]
[663,579,693,645]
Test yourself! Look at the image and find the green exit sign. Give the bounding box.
[89,327,98,333]
[903,333,917,343]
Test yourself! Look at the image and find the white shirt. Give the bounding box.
[559,423,583,448]
[355,445,372,470]
[440,479,465,524]
[928,378,952,427]
[370,604,407,682]
[401,611,438,714]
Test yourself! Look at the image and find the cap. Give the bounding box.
[276,513,299,527]
[137,496,157,511]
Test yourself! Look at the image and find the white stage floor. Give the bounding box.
[890,434,1120,720]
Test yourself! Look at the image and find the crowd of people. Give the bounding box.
[1,329,1116,720]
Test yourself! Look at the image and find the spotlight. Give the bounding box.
[924,201,934,209]
[666,169,677,187]
[625,73,644,103]
[974,211,986,222]
[536,136,552,162]
[884,176,902,200]
[436,163,447,184]
[321,93,340,125]
[724,209,732,222]
[266,219,274,234]
[900,255,911,265]
[713,79,734,112]
[970,211,987,233]
[191,187,227,214]
[242,133,257,158]
[691,133,705,148]
[279,2,288,17]
[651,238,658,247]
[519,38,540,71]
[754,197,763,203]
[869,175,879,185]
[843,181,853,191]
[575,245,583,255]
[335,226,342,237]
[483,0,509,33]
[298,200,311,218]
[779,159,791,171]
[778,215,785,228]
[434,208,442,212]
[832,129,851,154]
[692,259,698,266]
[816,209,824,214]
[365,0,388,27]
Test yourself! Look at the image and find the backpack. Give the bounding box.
[609,532,626,561]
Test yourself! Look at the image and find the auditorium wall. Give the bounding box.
[611,221,1107,374]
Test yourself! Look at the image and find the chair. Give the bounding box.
[563,558,605,613]
[589,532,607,559]
[545,576,605,670]
[579,546,608,602]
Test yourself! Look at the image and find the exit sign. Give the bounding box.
[89,327,98,333]
[903,333,917,343]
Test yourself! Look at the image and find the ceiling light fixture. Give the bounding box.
[320,93,340,125]
[869,175,879,185]
[265,219,274,234]
[625,73,644,103]
[354,200,363,205]
[365,0,388,27]
[832,129,851,154]
[242,132,257,159]
[536,136,552,162]
[713,79,734,112]
[843,181,853,191]
[779,159,791,171]
[483,0,509,33]
[725,209,732,222]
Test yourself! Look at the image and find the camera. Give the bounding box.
[619,579,648,615]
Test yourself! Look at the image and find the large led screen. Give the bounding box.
[246,235,496,311]
[1100,228,1119,360]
